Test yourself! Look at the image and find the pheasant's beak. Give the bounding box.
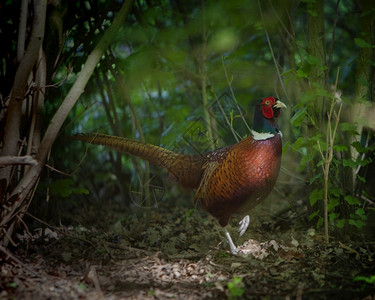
[274,100,287,109]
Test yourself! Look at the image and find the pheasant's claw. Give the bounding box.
[225,229,238,255]
[238,215,250,237]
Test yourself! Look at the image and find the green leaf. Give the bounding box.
[73,187,90,195]
[330,186,343,197]
[50,179,74,198]
[354,38,374,48]
[299,152,317,170]
[354,275,375,284]
[281,69,295,84]
[355,208,367,220]
[356,174,366,183]
[309,173,322,185]
[340,122,359,135]
[290,107,307,127]
[313,141,326,153]
[293,137,307,150]
[352,141,366,153]
[50,179,89,198]
[352,141,375,154]
[310,189,323,206]
[342,159,357,168]
[327,198,339,211]
[227,276,244,297]
[349,219,365,229]
[358,76,370,87]
[306,54,322,66]
[358,158,372,167]
[77,283,87,291]
[344,195,360,205]
[310,133,324,142]
[329,212,339,223]
[282,141,290,155]
[336,219,347,228]
[296,64,311,78]
[308,210,319,221]
[333,144,348,152]
[313,85,331,98]
[316,218,323,228]
[307,10,318,17]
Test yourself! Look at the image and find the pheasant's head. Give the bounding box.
[252,97,286,139]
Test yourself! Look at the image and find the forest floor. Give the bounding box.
[1,195,375,300]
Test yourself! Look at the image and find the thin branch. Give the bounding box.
[211,87,241,142]
[1,0,134,245]
[320,67,341,244]
[102,64,122,136]
[25,212,63,232]
[0,245,42,278]
[0,156,38,166]
[11,0,134,199]
[316,140,325,162]
[221,57,251,133]
[2,228,17,247]
[0,0,47,182]
[17,0,28,62]
[257,0,289,102]
[267,0,295,40]
[44,164,72,176]
[94,71,116,132]
[25,212,96,249]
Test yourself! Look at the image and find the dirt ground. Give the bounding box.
[1,196,375,300]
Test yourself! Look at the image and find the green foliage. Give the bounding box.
[354,275,375,285]
[2,0,367,234]
[354,38,375,49]
[8,282,17,288]
[77,283,88,292]
[50,179,89,198]
[291,85,372,232]
[308,185,368,230]
[288,42,373,236]
[290,107,307,127]
[283,1,375,237]
[184,208,196,220]
[226,276,245,299]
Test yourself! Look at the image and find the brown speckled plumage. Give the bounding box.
[195,133,282,226]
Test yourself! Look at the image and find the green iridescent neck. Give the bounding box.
[252,106,278,134]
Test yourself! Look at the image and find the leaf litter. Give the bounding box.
[1,200,375,299]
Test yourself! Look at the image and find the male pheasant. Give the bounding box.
[72,97,286,254]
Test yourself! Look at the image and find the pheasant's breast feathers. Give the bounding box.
[237,134,282,188]
[196,133,282,226]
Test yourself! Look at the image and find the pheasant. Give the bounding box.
[71,97,286,254]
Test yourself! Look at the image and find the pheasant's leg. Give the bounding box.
[225,229,238,254]
[238,215,250,237]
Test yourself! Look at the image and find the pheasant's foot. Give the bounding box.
[238,215,250,237]
[224,229,238,255]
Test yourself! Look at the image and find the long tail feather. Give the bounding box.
[71,133,205,188]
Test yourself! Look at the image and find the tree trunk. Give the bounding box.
[307,0,326,121]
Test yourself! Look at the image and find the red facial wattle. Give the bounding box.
[261,105,273,119]
[261,97,276,119]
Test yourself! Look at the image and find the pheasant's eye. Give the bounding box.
[265,100,270,105]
